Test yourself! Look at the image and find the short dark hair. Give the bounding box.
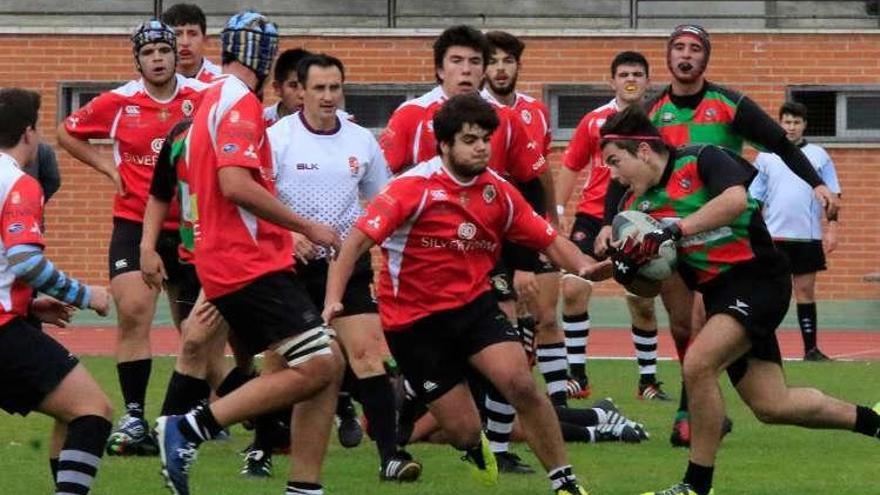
[433,94,499,153]
[486,31,525,62]
[599,105,668,155]
[273,48,313,83]
[161,3,207,35]
[433,25,490,77]
[0,88,40,149]
[296,54,345,87]
[611,50,649,78]
[779,101,808,120]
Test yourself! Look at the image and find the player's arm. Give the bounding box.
[537,168,559,227]
[379,106,417,174]
[57,95,124,195]
[217,166,340,253]
[57,125,123,195]
[747,154,770,205]
[556,119,593,230]
[35,143,62,202]
[545,236,613,281]
[323,227,375,323]
[679,146,756,238]
[732,95,838,218]
[819,150,842,252]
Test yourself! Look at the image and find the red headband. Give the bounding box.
[601,134,663,141]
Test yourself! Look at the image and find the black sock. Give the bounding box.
[286,480,323,494]
[683,461,714,495]
[253,408,291,453]
[180,404,222,443]
[554,405,599,426]
[50,457,58,482]
[854,405,880,438]
[632,326,658,384]
[463,440,487,469]
[562,312,589,380]
[484,383,515,455]
[216,366,256,398]
[677,381,689,415]
[160,371,210,416]
[358,374,398,464]
[797,303,818,352]
[56,415,111,495]
[117,359,151,418]
[536,343,569,407]
[559,421,591,442]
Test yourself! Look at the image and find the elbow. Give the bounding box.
[729,188,749,215]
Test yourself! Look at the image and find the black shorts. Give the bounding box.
[175,262,202,322]
[489,242,557,301]
[109,217,187,284]
[774,239,826,275]
[297,253,377,317]
[517,178,546,215]
[384,291,522,403]
[211,271,324,356]
[569,213,605,260]
[0,318,79,415]
[702,268,791,385]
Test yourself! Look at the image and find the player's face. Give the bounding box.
[485,48,519,96]
[602,142,653,189]
[668,36,707,83]
[137,42,176,85]
[301,65,343,122]
[173,24,206,70]
[437,46,485,96]
[274,71,303,112]
[443,123,493,178]
[611,63,649,105]
[780,114,806,143]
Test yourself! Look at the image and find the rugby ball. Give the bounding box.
[611,210,678,282]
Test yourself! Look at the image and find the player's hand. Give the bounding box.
[87,286,111,317]
[813,185,839,221]
[608,236,648,286]
[304,223,341,259]
[823,224,838,254]
[322,301,344,324]
[192,299,223,329]
[293,232,319,264]
[105,165,126,197]
[139,248,167,290]
[640,223,683,257]
[513,270,539,304]
[593,225,613,257]
[30,296,76,328]
[576,258,613,282]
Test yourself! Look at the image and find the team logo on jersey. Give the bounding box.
[124,105,140,115]
[457,222,477,240]
[521,109,532,124]
[366,215,382,231]
[661,112,675,123]
[181,100,194,116]
[638,200,652,211]
[158,108,171,122]
[151,138,165,154]
[704,108,717,120]
[10,191,20,204]
[678,176,692,190]
[7,222,24,234]
[430,189,448,201]
[221,143,239,154]
[229,110,240,123]
[482,184,497,204]
[348,156,360,176]
[66,116,80,129]
[244,144,258,159]
[459,192,470,206]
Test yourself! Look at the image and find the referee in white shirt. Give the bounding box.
[750,101,841,361]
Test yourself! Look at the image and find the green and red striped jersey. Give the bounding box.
[645,82,746,152]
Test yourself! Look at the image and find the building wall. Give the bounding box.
[1,31,878,299]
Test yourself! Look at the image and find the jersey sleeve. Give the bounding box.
[502,180,557,251]
[359,136,392,201]
[504,113,547,183]
[697,146,757,196]
[63,92,121,140]
[1,176,45,249]
[215,96,265,171]
[539,104,553,157]
[819,149,842,194]
[356,177,424,245]
[748,153,770,202]
[379,105,419,174]
[150,134,180,202]
[562,115,594,172]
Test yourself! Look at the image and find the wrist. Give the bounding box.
[669,222,685,240]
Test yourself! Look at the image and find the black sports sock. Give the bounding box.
[180,404,222,443]
[677,381,689,415]
[116,359,151,417]
[559,421,591,442]
[562,312,589,379]
[160,371,210,416]
[358,374,398,464]
[854,405,880,438]
[50,457,58,482]
[463,440,488,469]
[537,343,569,406]
[253,408,290,453]
[797,303,818,352]
[683,461,714,495]
[56,415,111,495]
[286,480,323,494]
[216,366,256,398]
[484,384,515,455]
[554,405,600,426]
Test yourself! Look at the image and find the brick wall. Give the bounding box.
[1,32,878,299]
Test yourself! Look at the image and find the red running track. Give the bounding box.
[48,326,880,360]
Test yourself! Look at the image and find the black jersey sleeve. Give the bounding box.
[149,120,190,202]
[696,145,757,196]
[731,96,823,188]
[603,178,627,225]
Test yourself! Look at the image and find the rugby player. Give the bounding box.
[161,3,221,82]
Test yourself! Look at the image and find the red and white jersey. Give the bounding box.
[192,58,222,83]
[0,154,45,325]
[562,98,619,219]
[63,74,208,229]
[483,89,552,158]
[186,75,293,299]
[356,156,557,331]
[379,86,546,182]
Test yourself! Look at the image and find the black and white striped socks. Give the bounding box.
[55,415,111,495]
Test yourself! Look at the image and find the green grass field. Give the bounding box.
[1,357,876,494]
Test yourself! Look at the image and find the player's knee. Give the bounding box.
[503,373,541,408]
[682,354,714,385]
[561,278,590,307]
[627,296,656,324]
[750,400,786,424]
[115,298,154,331]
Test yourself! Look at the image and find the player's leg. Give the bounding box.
[659,272,696,447]
[793,271,826,360]
[628,294,670,400]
